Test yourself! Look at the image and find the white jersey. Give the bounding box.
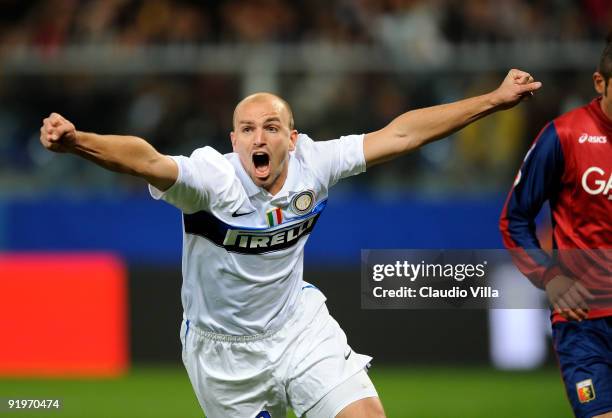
[150,133,365,335]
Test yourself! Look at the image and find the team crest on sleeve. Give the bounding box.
[576,379,596,403]
[291,190,315,215]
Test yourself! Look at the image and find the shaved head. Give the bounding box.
[233,92,295,130]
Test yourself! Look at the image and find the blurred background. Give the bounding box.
[0,0,609,417]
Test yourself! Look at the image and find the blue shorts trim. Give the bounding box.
[552,317,612,418]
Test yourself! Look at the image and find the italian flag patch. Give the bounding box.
[266,207,283,227]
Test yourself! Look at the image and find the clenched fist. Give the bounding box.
[490,69,542,110]
[40,113,77,153]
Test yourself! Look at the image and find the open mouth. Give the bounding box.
[252,152,270,178]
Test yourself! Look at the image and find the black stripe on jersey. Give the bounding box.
[183,200,327,255]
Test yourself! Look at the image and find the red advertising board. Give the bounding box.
[0,253,128,376]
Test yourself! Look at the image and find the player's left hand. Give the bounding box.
[490,69,542,110]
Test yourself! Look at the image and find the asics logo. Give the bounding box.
[581,166,612,199]
[578,133,607,144]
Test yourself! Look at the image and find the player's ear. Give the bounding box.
[288,129,298,152]
[230,131,237,151]
[593,72,606,95]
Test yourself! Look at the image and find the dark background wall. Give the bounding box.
[129,266,492,364]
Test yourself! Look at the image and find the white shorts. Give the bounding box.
[180,284,373,418]
[305,369,378,418]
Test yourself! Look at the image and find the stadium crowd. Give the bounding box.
[1,0,609,46]
[0,0,609,194]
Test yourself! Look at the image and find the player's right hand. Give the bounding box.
[40,113,77,153]
[545,275,594,321]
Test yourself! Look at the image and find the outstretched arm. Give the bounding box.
[363,69,542,167]
[40,113,177,191]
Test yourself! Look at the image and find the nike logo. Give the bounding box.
[231,210,255,218]
[344,348,352,360]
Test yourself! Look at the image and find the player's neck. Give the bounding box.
[600,95,612,122]
[263,165,288,196]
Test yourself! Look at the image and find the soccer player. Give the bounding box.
[500,41,612,418]
[41,69,539,418]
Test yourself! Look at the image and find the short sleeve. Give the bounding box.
[148,146,235,214]
[296,134,366,188]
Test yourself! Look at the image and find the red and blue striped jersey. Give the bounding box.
[500,98,612,320]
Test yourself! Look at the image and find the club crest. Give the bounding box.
[291,190,315,215]
[576,379,596,403]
